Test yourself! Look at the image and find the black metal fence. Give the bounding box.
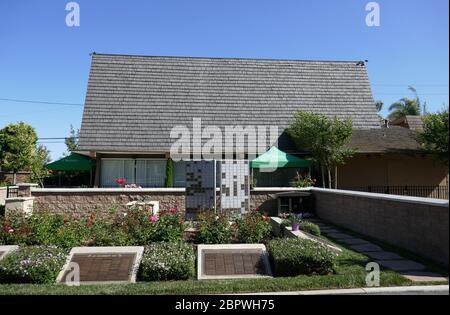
[6,185,19,198]
[341,185,449,200]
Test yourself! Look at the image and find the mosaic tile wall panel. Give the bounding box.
[220,160,250,215]
[185,161,216,216]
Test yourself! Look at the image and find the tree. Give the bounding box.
[164,158,174,188]
[64,125,79,154]
[0,122,38,184]
[416,109,449,166]
[30,145,51,187]
[388,86,421,120]
[287,112,354,189]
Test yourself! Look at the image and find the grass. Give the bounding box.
[0,248,415,295]
[0,221,446,295]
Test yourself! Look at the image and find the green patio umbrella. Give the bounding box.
[46,153,95,187]
[46,153,95,172]
[250,146,312,169]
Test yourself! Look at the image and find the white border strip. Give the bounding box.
[197,244,273,280]
[311,187,449,207]
[241,285,449,295]
[56,246,144,285]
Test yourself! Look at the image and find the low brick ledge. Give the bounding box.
[31,188,186,193]
[311,188,449,207]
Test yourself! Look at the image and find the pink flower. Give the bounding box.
[115,178,127,186]
[149,215,157,223]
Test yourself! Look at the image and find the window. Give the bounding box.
[173,161,186,187]
[101,159,135,187]
[136,159,167,188]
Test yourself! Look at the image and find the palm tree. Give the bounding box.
[388,86,421,120]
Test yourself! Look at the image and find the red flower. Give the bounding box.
[115,178,127,186]
[148,215,157,223]
[63,218,69,225]
[169,207,177,214]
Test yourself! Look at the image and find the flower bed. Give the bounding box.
[0,246,68,284]
[267,238,336,276]
[0,206,184,247]
[138,242,195,281]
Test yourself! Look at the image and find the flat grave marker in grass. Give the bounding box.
[0,245,19,260]
[197,244,272,280]
[57,247,144,285]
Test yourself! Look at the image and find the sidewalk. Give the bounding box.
[239,285,449,295]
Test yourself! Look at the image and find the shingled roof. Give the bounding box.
[78,53,380,153]
[347,127,423,153]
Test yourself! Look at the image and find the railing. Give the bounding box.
[340,185,449,200]
[6,185,19,198]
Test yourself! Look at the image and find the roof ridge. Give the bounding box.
[90,52,367,64]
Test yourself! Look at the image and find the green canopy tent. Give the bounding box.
[46,153,96,187]
[250,146,311,169]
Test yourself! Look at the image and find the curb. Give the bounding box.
[236,285,449,295]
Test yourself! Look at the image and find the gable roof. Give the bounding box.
[390,115,424,131]
[347,127,423,153]
[78,53,380,153]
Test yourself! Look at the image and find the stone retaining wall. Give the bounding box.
[32,188,186,216]
[312,188,449,267]
[31,188,298,217]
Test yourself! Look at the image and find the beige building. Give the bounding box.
[337,127,449,199]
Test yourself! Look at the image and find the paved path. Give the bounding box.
[309,219,448,283]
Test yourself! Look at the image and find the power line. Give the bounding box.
[0,97,83,106]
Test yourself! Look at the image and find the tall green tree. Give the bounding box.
[64,125,79,155]
[164,158,174,188]
[388,86,422,120]
[30,145,51,187]
[287,112,354,188]
[416,109,449,166]
[0,122,38,184]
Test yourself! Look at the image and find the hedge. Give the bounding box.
[268,238,335,276]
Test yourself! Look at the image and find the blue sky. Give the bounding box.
[0,0,448,160]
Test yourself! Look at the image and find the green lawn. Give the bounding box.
[0,248,421,295]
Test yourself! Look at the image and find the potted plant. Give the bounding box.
[289,214,302,231]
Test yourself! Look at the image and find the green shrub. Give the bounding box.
[196,211,232,244]
[300,221,321,236]
[139,242,195,281]
[0,246,68,284]
[268,238,335,276]
[235,211,272,243]
[0,205,5,217]
[0,206,185,247]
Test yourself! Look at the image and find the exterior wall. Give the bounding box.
[0,171,31,185]
[32,188,186,216]
[338,153,449,190]
[0,187,6,206]
[312,188,449,267]
[30,187,295,218]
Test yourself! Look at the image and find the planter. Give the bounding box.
[291,223,300,231]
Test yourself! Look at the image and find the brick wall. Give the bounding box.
[0,171,31,185]
[31,188,289,218]
[32,189,186,216]
[312,188,449,267]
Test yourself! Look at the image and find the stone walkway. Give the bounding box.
[309,219,448,283]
